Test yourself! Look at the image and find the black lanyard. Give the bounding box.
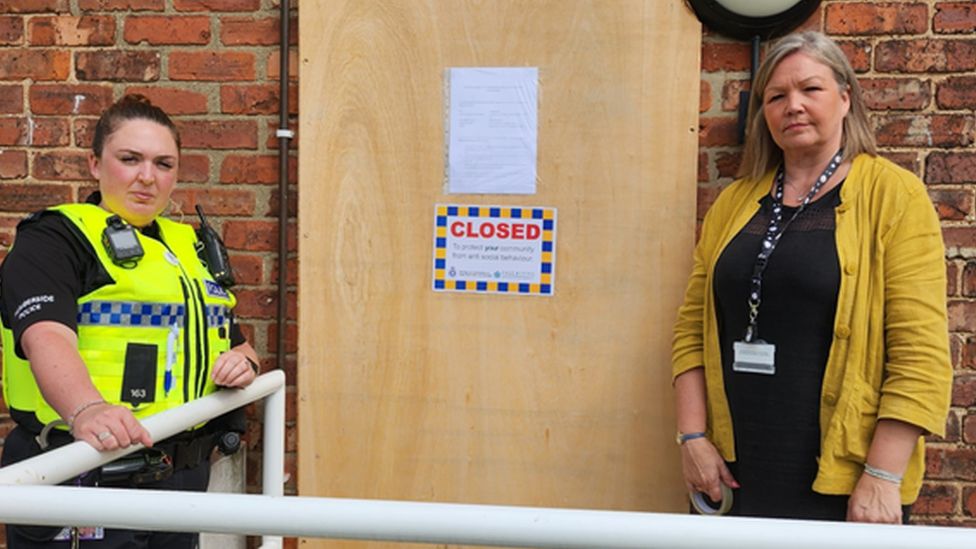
[743,150,843,343]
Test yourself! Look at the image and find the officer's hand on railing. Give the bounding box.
[211,349,257,389]
[73,403,153,451]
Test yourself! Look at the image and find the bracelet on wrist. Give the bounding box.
[863,463,902,485]
[676,431,707,446]
[67,398,107,429]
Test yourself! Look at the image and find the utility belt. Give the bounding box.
[35,426,218,487]
[102,431,219,486]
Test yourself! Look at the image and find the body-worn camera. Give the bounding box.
[102,215,144,267]
[195,205,235,288]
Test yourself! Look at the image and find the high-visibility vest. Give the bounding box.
[1,204,237,429]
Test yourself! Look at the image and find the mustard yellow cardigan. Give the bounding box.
[672,154,952,504]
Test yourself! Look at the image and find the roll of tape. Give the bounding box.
[690,483,734,515]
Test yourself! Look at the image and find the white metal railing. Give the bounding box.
[1,368,974,548]
[0,370,286,548]
[0,484,975,548]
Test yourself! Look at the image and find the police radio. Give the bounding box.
[195,205,235,288]
[102,215,144,268]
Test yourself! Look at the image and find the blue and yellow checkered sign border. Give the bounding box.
[432,204,556,296]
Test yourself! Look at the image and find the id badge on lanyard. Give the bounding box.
[734,150,842,376]
[53,526,106,542]
[733,340,776,375]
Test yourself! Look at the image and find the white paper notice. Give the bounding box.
[446,67,538,195]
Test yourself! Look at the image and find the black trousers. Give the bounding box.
[1,425,211,548]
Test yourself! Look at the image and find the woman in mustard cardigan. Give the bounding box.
[672,31,952,523]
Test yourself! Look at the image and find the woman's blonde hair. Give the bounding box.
[737,31,876,181]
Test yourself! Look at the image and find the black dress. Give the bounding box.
[712,183,847,520]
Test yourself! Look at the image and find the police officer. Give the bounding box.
[0,94,259,547]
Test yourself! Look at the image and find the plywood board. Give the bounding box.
[299,1,701,545]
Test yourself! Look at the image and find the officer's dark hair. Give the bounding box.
[92,94,180,157]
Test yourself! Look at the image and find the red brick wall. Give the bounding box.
[0,1,297,545]
[700,1,976,526]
